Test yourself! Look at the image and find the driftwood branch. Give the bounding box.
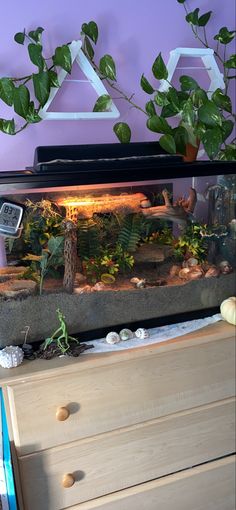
[141,188,197,226]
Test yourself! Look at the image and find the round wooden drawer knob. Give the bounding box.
[62,473,75,488]
[56,406,70,421]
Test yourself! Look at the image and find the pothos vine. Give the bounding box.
[0,10,235,160]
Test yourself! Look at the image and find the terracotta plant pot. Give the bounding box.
[182,140,200,162]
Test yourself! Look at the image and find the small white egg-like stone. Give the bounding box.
[93,282,106,291]
[130,277,140,284]
[186,257,198,267]
[105,332,121,344]
[134,328,149,340]
[136,279,146,288]
[119,328,133,341]
[0,345,24,369]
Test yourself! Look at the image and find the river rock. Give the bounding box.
[134,244,173,264]
[0,266,26,282]
[0,279,37,298]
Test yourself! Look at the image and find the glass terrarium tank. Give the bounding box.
[0,142,235,346]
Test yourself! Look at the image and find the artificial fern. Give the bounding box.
[77,219,100,260]
[118,214,142,252]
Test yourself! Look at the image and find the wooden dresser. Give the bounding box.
[0,320,235,510]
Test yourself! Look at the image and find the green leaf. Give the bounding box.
[173,126,188,155]
[48,236,64,255]
[176,91,190,109]
[140,74,154,94]
[161,104,179,117]
[177,0,186,3]
[53,45,72,73]
[0,118,15,135]
[40,251,49,273]
[81,21,98,44]
[198,11,212,27]
[159,134,176,154]
[217,144,236,161]
[83,35,94,59]
[167,87,180,110]
[28,43,44,72]
[214,27,236,45]
[152,53,168,80]
[181,98,195,126]
[13,85,30,119]
[154,91,169,107]
[185,8,199,26]
[221,119,234,141]
[14,31,25,45]
[33,72,50,106]
[28,27,44,43]
[180,75,199,91]
[198,100,222,127]
[113,122,131,143]
[147,115,172,134]
[201,127,222,160]
[194,121,207,140]
[93,94,112,112]
[224,54,236,69]
[211,88,232,113]
[191,88,208,108]
[0,78,15,106]
[118,214,141,252]
[48,70,60,88]
[25,102,42,123]
[145,100,156,117]
[99,55,116,81]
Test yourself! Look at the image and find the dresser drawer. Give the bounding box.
[67,456,236,510]
[18,399,235,510]
[7,335,235,455]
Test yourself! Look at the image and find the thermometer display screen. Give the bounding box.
[0,201,23,236]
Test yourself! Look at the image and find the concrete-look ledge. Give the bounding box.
[0,273,235,347]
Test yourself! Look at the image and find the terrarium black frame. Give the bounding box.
[0,141,235,345]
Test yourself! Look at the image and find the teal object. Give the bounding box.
[0,389,18,510]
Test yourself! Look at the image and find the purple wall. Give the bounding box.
[0,0,235,170]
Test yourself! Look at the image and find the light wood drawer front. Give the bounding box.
[18,399,235,510]
[8,336,235,455]
[67,456,236,510]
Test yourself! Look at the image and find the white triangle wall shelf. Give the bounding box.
[39,40,120,120]
[159,47,225,97]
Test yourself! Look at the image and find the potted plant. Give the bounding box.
[80,14,236,161]
[138,60,234,161]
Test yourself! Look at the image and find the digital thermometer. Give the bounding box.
[0,199,24,237]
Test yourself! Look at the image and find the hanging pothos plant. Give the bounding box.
[0,27,72,134]
[80,16,236,161]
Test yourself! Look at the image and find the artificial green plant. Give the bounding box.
[42,308,79,354]
[24,235,64,294]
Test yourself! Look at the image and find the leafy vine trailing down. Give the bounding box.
[0,27,72,134]
[0,11,235,159]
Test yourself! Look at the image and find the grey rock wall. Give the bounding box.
[0,273,235,347]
